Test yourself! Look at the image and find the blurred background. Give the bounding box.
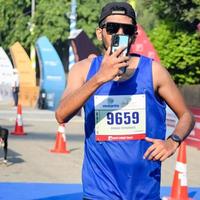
[0,0,199,110]
[0,0,200,199]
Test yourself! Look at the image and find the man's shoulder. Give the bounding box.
[73,57,96,69]
[152,60,166,73]
[151,59,172,90]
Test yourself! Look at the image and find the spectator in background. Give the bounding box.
[12,68,19,107]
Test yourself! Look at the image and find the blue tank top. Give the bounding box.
[83,55,166,200]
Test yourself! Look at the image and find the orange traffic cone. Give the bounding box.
[11,104,26,136]
[50,124,70,154]
[164,141,192,200]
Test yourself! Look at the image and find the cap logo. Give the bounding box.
[111,10,126,15]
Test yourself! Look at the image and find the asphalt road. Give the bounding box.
[0,102,199,187]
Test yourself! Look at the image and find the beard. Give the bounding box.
[102,36,108,51]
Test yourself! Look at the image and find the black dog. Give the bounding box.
[0,126,9,163]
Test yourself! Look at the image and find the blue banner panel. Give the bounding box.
[36,36,66,110]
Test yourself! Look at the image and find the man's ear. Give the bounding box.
[96,28,103,41]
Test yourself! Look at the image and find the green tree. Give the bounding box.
[32,0,71,44]
[0,0,30,51]
[1,0,199,84]
[149,23,200,84]
[0,0,113,52]
[135,0,200,84]
[140,0,200,31]
[135,0,158,32]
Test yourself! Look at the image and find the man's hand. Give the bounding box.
[143,137,179,161]
[96,46,129,83]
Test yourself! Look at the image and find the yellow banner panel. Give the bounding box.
[9,42,36,87]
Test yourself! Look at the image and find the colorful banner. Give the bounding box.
[166,106,200,150]
[9,42,39,107]
[130,24,160,62]
[186,107,200,150]
[0,47,14,102]
[10,42,37,86]
[36,36,66,110]
[69,29,100,61]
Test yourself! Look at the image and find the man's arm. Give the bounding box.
[55,58,100,124]
[143,62,195,161]
[55,47,129,124]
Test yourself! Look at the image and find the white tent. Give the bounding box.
[0,47,14,102]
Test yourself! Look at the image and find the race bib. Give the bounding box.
[94,94,146,141]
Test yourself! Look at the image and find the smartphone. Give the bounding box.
[110,34,129,73]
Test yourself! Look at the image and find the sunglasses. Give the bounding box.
[100,22,136,36]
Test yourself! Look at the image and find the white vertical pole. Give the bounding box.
[30,0,36,69]
[68,0,77,71]
[31,0,35,17]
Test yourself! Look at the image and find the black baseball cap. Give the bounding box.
[99,2,136,26]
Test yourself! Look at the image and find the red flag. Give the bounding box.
[130,24,160,62]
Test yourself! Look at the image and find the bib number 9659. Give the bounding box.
[107,111,139,125]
